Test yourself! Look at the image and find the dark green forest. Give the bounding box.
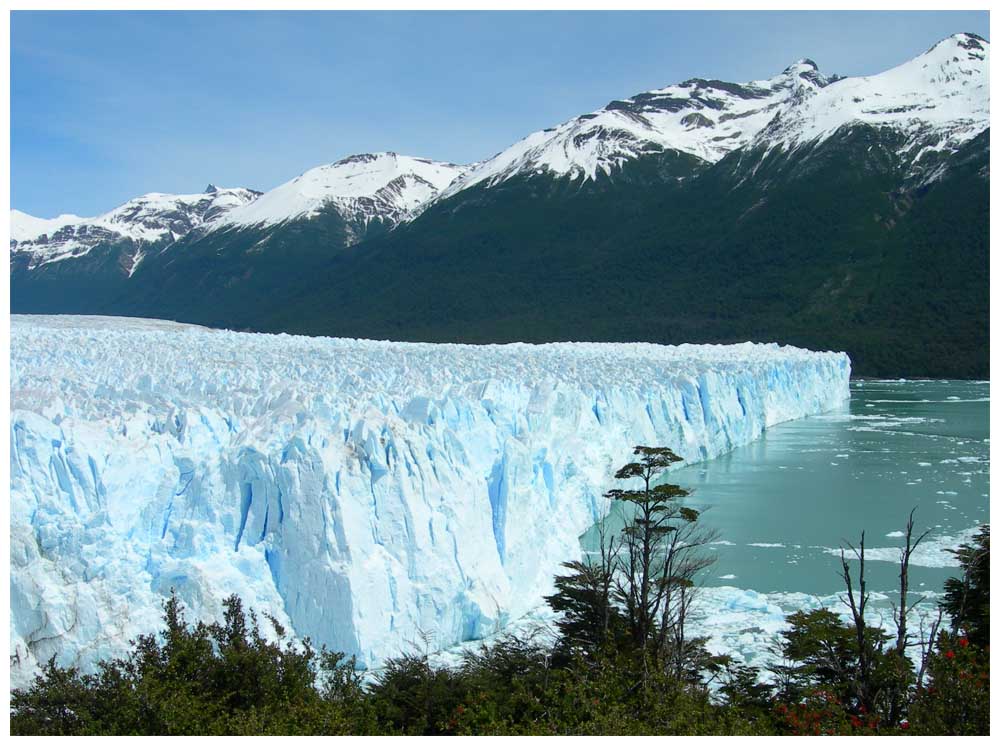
[12,127,989,379]
[11,448,989,736]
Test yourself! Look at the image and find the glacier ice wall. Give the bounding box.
[10,315,851,685]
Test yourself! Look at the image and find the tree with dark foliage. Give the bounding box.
[940,525,989,647]
[10,594,370,736]
[604,446,718,677]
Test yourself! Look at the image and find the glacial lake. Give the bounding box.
[580,379,989,667]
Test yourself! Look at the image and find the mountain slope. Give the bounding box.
[82,153,463,328]
[438,59,835,197]
[254,124,987,378]
[10,33,990,377]
[11,186,260,274]
[439,32,986,199]
[756,33,988,154]
[248,34,988,377]
[11,153,466,324]
[211,152,465,235]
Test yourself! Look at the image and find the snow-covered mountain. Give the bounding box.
[441,32,988,198]
[755,33,988,154]
[9,154,467,273]
[11,33,987,266]
[10,186,260,273]
[210,152,466,239]
[10,314,850,685]
[9,33,990,378]
[440,60,835,197]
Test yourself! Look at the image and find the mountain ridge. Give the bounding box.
[12,32,987,256]
[10,186,261,274]
[10,32,990,378]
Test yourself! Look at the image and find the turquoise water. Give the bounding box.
[673,379,989,597]
[579,380,988,663]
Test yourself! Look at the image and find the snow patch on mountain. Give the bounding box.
[440,61,833,197]
[441,33,989,198]
[10,314,850,686]
[756,33,989,160]
[211,153,466,236]
[10,187,260,271]
[10,211,85,244]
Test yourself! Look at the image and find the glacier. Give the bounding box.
[10,315,850,686]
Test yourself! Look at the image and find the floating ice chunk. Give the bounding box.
[824,526,981,568]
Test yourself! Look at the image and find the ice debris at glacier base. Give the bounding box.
[10,315,850,685]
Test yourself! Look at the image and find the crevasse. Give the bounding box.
[9,315,851,686]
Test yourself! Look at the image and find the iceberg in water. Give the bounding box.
[9,315,850,685]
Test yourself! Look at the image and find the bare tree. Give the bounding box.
[914,608,944,691]
[893,509,933,657]
[840,511,933,727]
[839,532,874,714]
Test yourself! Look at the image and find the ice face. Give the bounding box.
[9,315,850,685]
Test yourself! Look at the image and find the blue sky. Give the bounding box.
[11,10,990,217]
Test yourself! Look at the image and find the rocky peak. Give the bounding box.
[10,186,260,271]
